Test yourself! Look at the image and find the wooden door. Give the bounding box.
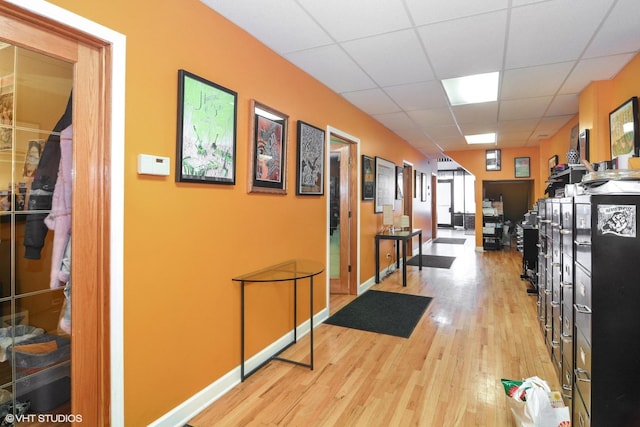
[0,4,111,425]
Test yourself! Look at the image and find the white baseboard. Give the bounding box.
[149,307,330,427]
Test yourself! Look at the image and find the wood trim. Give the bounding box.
[0,5,112,425]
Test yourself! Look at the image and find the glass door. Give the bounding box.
[0,41,73,422]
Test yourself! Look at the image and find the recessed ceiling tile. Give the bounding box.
[343,30,434,86]
[561,54,635,94]
[418,10,507,79]
[546,94,579,116]
[405,0,508,26]
[298,0,411,41]
[499,97,552,121]
[506,0,615,69]
[533,115,575,137]
[341,89,400,115]
[498,118,538,133]
[501,62,574,99]
[407,108,457,127]
[452,103,499,124]
[285,45,376,93]
[385,81,449,111]
[373,112,416,130]
[424,125,462,140]
[584,0,640,58]
[200,0,332,54]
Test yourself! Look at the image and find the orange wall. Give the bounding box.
[445,146,540,247]
[44,0,433,424]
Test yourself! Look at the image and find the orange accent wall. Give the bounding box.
[445,146,540,247]
[45,0,434,424]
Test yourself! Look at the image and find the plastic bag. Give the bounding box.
[501,377,571,427]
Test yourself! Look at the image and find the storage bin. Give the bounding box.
[7,334,70,369]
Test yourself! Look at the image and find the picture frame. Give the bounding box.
[421,173,427,202]
[514,157,530,178]
[609,96,639,169]
[548,154,558,175]
[249,100,288,194]
[414,169,420,199]
[374,156,395,213]
[176,69,237,184]
[361,155,374,201]
[578,129,590,162]
[296,120,325,195]
[395,166,404,200]
[485,149,501,171]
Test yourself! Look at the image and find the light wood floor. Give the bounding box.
[189,230,559,426]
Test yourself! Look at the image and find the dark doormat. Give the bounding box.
[433,237,466,244]
[324,290,432,338]
[406,254,455,269]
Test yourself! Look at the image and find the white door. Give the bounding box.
[437,179,453,227]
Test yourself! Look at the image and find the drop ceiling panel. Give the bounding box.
[341,89,401,115]
[200,0,331,53]
[373,112,419,130]
[584,0,640,59]
[505,0,615,69]
[546,94,580,116]
[501,62,575,99]
[418,11,507,79]
[405,0,509,26]
[407,109,457,128]
[343,30,434,86]
[452,103,499,125]
[561,54,635,94]
[284,45,376,93]
[298,0,412,42]
[384,81,449,111]
[499,97,553,121]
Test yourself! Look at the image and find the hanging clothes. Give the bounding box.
[23,92,72,259]
[45,124,72,289]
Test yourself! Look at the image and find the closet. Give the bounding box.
[0,41,73,417]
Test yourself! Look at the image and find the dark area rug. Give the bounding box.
[325,290,432,338]
[433,237,466,244]
[406,254,455,269]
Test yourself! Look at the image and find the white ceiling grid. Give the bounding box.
[201,0,640,158]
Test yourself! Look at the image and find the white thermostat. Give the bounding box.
[137,154,170,176]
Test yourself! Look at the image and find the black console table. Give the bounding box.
[232,259,324,381]
[375,229,422,286]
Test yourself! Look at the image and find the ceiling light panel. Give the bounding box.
[442,72,499,106]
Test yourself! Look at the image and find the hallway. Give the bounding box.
[189,229,558,426]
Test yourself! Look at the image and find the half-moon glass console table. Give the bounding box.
[232,259,324,381]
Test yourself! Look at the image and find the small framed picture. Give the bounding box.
[486,149,501,171]
[249,100,288,194]
[296,120,325,195]
[579,129,590,162]
[610,96,639,169]
[514,157,530,178]
[548,154,558,175]
[361,155,374,201]
[374,156,395,213]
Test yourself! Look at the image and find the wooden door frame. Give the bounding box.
[431,174,438,240]
[1,1,126,425]
[326,127,359,300]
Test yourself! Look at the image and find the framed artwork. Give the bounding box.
[395,166,404,200]
[414,169,420,199]
[579,129,590,162]
[421,173,427,202]
[374,156,395,213]
[296,120,325,195]
[23,139,44,178]
[176,69,237,184]
[361,155,374,201]
[485,149,501,171]
[610,96,639,169]
[514,157,530,178]
[570,124,579,151]
[249,100,288,194]
[548,154,558,175]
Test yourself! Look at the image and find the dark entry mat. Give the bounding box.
[433,238,466,244]
[406,255,455,269]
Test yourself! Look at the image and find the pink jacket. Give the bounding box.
[44,124,72,288]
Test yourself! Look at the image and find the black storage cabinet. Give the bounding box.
[572,194,640,427]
